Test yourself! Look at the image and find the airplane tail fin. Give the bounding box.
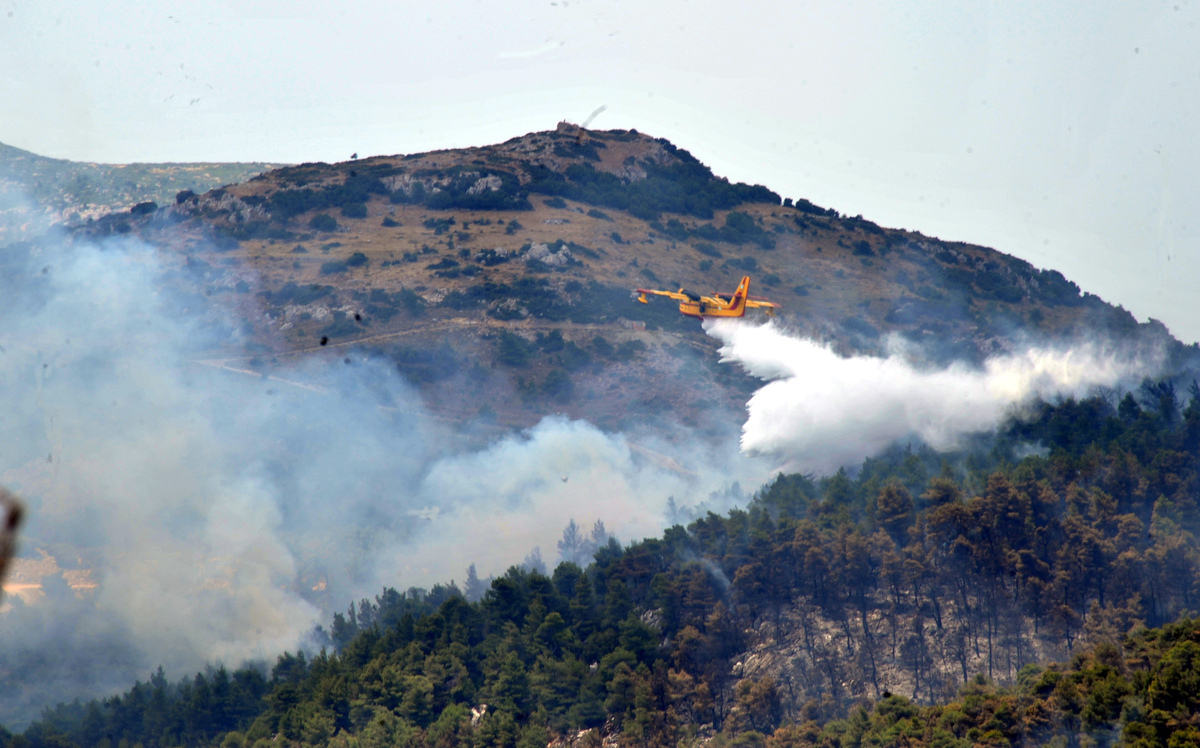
[729,276,750,316]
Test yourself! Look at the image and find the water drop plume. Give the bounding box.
[705,319,1162,473]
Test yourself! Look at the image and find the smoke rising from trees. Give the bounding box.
[0,235,762,727]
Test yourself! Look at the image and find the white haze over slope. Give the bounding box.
[0,236,764,727]
[705,319,1163,473]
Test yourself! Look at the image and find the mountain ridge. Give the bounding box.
[32,122,1192,430]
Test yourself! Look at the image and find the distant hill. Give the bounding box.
[44,121,1192,430]
[0,140,285,244]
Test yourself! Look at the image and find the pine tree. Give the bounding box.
[465,563,486,602]
[579,519,611,561]
[523,547,547,575]
[558,519,585,565]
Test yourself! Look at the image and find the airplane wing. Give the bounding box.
[636,289,690,303]
[744,299,780,316]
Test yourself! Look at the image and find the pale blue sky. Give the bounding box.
[3,1,1198,340]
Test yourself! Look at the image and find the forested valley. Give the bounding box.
[8,380,1200,748]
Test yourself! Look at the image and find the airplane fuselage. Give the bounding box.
[636,275,777,319]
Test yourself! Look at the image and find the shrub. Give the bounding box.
[309,214,338,232]
[398,288,426,317]
[436,265,479,279]
[994,284,1024,303]
[381,216,400,227]
[366,302,399,322]
[592,336,615,357]
[423,217,456,235]
[341,202,368,219]
[320,260,348,274]
[269,175,388,218]
[543,197,568,209]
[537,330,566,352]
[346,252,368,267]
[650,219,689,241]
[496,332,532,367]
[552,140,603,161]
[852,240,874,256]
[724,256,758,272]
[687,212,776,249]
[935,249,960,264]
[587,208,613,221]
[319,311,360,337]
[542,368,573,400]
[525,153,780,221]
[564,241,599,259]
[793,198,839,218]
[845,215,884,235]
[260,282,332,305]
[505,220,523,235]
[559,341,592,370]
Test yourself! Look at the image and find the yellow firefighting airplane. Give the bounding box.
[636,275,779,319]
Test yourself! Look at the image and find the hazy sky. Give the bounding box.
[3,1,1198,340]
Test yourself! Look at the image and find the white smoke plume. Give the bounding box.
[0,235,765,727]
[705,319,1163,473]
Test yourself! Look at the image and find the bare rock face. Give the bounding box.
[467,175,503,195]
[526,242,573,267]
[725,596,1073,718]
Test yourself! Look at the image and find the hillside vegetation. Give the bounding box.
[8,382,1200,747]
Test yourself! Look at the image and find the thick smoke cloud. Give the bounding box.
[0,236,764,727]
[705,319,1163,473]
